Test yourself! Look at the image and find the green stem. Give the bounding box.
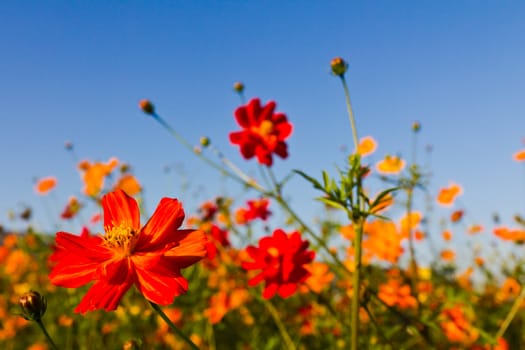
[406,187,419,304]
[274,195,352,277]
[495,283,525,340]
[151,113,264,192]
[350,218,364,350]
[36,319,59,350]
[261,298,296,350]
[340,76,359,152]
[149,302,199,350]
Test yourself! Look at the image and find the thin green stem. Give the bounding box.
[350,217,364,350]
[340,76,359,152]
[149,302,199,350]
[362,303,395,350]
[274,195,352,277]
[495,283,525,340]
[36,319,59,350]
[262,298,296,350]
[406,188,419,303]
[151,113,265,192]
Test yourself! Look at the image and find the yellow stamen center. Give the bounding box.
[267,247,280,258]
[104,224,137,253]
[256,120,274,137]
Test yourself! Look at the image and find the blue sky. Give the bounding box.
[1,1,525,263]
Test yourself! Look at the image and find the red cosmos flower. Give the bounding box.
[236,198,272,224]
[229,98,293,166]
[49,189,207,314]
[242,229,315,299]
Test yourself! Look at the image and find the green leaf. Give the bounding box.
[293,170,324,191]
[317,197,346,211]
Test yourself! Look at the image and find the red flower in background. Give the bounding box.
[242,229,315,299]
[49,189,207,314]
[229,98,293,166]
[236,198,272,224]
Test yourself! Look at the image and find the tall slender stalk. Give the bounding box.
[339,65,365,350]
[150,302,199,350]
[36,319,59,350]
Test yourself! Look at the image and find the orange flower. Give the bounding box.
[49,189,207,313]
[474,257,484,266]
[303,262,335,294]
[496,277,521,302]
[114,174,142,196]
[204,289,249,324]
[493,227,525,242]
[375,155,406,175]
[468,224,483,234]
[513,149,525,162]
[400,211,422,237]
[378,279,417,309]
[437,182,463,207]
[440,249,456,262]
[34,177,57,195]
[442,230,453,241]
[77,158,119,197]
[357,136,377,157]
[440,305,479,345]
[450,210,464,223]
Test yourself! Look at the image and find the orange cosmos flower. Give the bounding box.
[440,249,456,262]
[34,177,57,195]
[378,279,417,309]
[436,182,463,207]
[493,227,525,241]
[302,261,335,294]
[442,230,453,241]
[114,174,142,196]
[440,305,479,345]
[49,189,207,313]
[357,136,377,157]
[78,158,119,197]
[468,224,483,234]
[513,149,525,162]
[229,98,293,166]
[375,155,406,175]
[242,229,315,299]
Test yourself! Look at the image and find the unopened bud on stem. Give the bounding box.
[19,291,47,321]
[330,57,348,77]
[139,99,155,115]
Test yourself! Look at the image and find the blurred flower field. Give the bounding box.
[3,58,525,349]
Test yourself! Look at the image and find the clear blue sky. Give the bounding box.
[2,1,525,263]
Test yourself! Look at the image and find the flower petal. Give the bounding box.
[102,189,140,231]
[133,259,189,305]
[162,229,208,269]
[75,278,134,314]
[135,197,185,251]
[49,232,111,288]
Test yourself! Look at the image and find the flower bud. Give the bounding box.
[200,136,210,147]
[139,99,155,115]
[412,121,421,132]
[330,57,348,77]
[19,291,47,321]
[233,82,244,93]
